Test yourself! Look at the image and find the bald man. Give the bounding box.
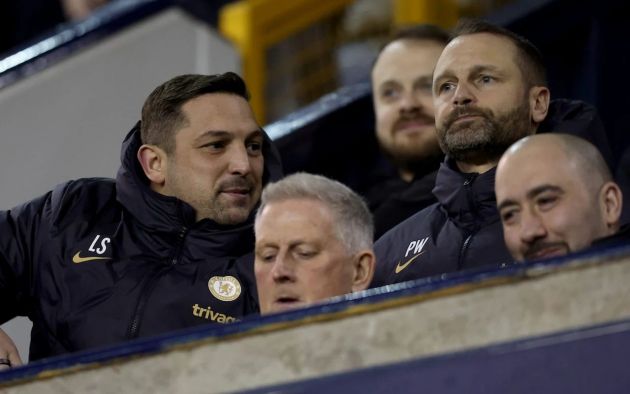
[496,133,623,262]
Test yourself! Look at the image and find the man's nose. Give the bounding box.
[399,90,422,113]
[452,83,475,107]
[271,254,296,283]
[228,145,252,175]
[520,211,548,243]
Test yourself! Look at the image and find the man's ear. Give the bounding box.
[137,144,168,187]
[351,250,376,292]
[529,86,550,124]
[599,181,623,232]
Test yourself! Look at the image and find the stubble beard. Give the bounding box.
[205,188,259,225]
[203,177,261,225]
[437,101,533,165]
[167,167,260,225]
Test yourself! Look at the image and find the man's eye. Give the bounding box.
[501,210,518,225]
[537,195,558,210]
[381,87,399,100]
[202,141,225,150]
[437,82,455,94]
[258,253,275,263]
[247,141,263,155]
[479,75,494,84]
[296,250,316,259]
[417,82,433,93]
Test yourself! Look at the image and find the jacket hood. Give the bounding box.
[432,158,500,232]
[540,98,614,169]
[115,121,283,239]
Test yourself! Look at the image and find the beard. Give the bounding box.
[166,166,261,225]
[379,111,444,176]
[436,100,533,165]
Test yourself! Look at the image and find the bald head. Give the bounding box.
[496,133,622,262]
[505,133,612,190]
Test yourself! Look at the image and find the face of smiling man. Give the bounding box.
[496,134,622,261]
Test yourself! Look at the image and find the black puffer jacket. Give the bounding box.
[0,123,283,360]
[371,160,512,287]
[371,99,613,287]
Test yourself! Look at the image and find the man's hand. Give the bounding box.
[0,328,22,370]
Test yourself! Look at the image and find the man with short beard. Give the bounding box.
[371,20,611,287]
[367,25,449,238]
[0,73,283,365]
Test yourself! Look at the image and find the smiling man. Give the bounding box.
[0,73,283,365]
[254,173,375,314]
[496,133,622,262]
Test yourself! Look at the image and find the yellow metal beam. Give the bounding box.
[393,0,459,28]
[220,0,353,123]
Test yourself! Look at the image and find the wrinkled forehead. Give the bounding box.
[434,33,521,80]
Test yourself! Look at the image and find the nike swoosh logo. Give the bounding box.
[395,251,425,274]
[72,252,111,264]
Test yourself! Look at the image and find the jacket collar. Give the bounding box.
[432,157,500,232]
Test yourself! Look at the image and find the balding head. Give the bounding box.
[496,133,622,262]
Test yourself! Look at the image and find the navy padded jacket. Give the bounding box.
[372,99,613,287]
[0,122,283,360]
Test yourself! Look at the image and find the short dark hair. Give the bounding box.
[373,24,449,68]
[140,72,249,153]
[451,19,547,87]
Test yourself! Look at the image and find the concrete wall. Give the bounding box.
[0,7,239,362]
[3,250,630,392]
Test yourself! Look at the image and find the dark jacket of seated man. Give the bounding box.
[371,99,613,287]
[0,123,283,360]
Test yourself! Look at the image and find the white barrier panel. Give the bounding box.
[2,247,630,393]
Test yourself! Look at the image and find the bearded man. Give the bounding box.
[371,20,553,286]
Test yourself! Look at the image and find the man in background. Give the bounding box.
[368,25,449,238]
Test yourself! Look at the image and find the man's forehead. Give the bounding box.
[448,32,517,53]
[373,39,444,78]
[258,198,331,225]
[498,153,570,195]
[436,33,518,73]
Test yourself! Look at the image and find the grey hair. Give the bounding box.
[255,172,374,253]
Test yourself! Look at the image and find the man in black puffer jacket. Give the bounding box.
[372,20,612,287]
[0,73,283,364]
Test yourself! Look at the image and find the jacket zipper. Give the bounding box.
[457,175,479,270]
[127,225,188,339]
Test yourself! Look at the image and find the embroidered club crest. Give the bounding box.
[208,276,241,302]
